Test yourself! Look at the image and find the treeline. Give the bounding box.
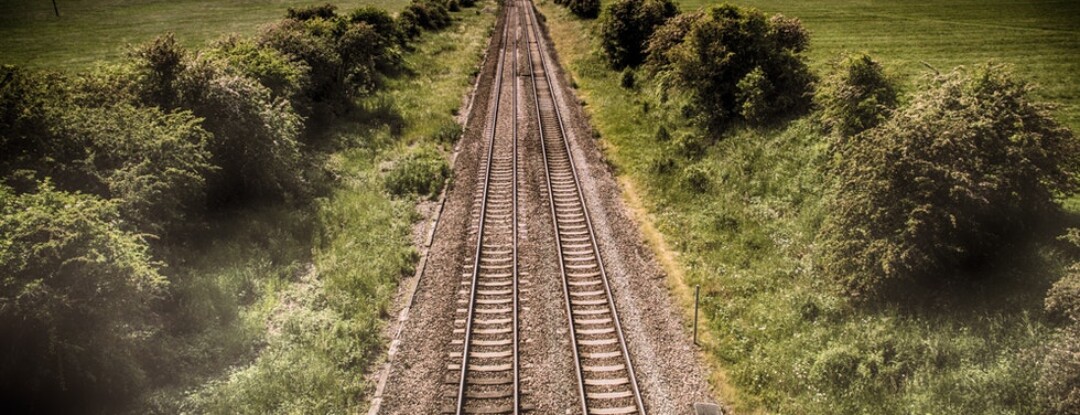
[593,1,1079,412]
[0,1,473,412]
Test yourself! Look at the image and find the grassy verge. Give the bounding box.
[0,0,411,70]
[126,3,496,413]
[537,1,1068,413]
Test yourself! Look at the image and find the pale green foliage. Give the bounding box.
[56,104,214,234]
[384,144,450,199]
[821,64,1080,299]
[0,183,165,408]
[207,35,310,101]
[819,54,899,138]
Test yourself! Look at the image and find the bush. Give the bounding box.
[384,145,450,198]
[55,104,214,234]
[172,57,305,203]
[0,183,166,412]
[665,5,814,129]
[400,0,452,37]
[349,6,406,48]
[643,11,702,71]
[599,0,679,69]
[820,64,1080,299]
[1040,325,1080,415]
[1,66,214,234]
[620,68,636,88]
[286,3,337,21]
[206,35,310,101]
[568,0,600,19]
[261,8,397,116]
[819,53,899,138]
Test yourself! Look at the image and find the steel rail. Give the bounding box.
[454,0,521,412]
[520,0,647,413]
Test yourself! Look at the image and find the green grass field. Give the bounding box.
[537,0,1076,413]
[677,0,1080,130]
[0,0,411,70]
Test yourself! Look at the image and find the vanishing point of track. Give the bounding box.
[446,0,646,413]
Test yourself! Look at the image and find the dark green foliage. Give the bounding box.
[400,0,453,37]
[55,105,214,234]
[1042,230,1080,414]
[260,15,386,117]
[349,6,406,47]
[655,124,670,141]
[1,66,214,234]
[620,68,635,88]
[173,57,305,203]
[821,65,1080,299]
[664,5,814,129]
[643,11,702,71]
[567,0,600,19]
[1040,325,1080,415]
[0,183,165,412]
[819,53,899,138]
[286,3,338,21]
[600,0,678,69]
[384,145,450,199]
[433,122,463,144]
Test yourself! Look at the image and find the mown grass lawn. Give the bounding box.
[0,0,412,70]
[678,0,1080,130]
[537,0,1075,413]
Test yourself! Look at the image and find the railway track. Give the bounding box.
[520,1,647,414]
[444,1,524,413]
[444,1,646,413]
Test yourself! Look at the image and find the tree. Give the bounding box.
[599,0,679,69]
[666,4,814,129]
[0,183,166,412]
[821,64,1080,299]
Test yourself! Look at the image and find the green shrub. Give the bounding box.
[55,104,214,234]
[568,0,601,19]
[643,10,702,71]
[0,183,165,411]
[261,8,394,118]
[1042,232,1080,414]
[665,4,814,129]
[1,66,214,234]
[349,6,406,47]
[400,0,452,37]
[286,3,337,21]
[819,53,899,138]
[599,0,679,69]
[433,122,464,144]
[821,64,1080,299]
[384,145,450,198]
[620,68,636,88]
[1040,325,1080,415]
[172,57,305,203]
[206,35,310,101]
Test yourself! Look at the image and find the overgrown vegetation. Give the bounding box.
[554,0,601,19]
[817,53,898,138]
[0,0,491,412]
[599,0,679,69]
[663,4,813,128]
[538,0,1080,413]
[822,65,1079,300]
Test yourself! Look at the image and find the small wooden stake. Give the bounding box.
[693,284,700,346]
